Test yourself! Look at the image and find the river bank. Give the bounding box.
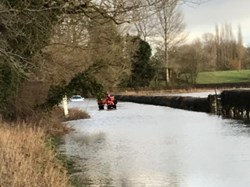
[115,94,210,113]
[0,123,71,187]
[0,106,89,187]
[115,88,250,121]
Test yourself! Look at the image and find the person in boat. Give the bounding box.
[105,92,114,105]
[97,91,117,110]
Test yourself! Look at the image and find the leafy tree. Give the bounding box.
[124,37,155,87]
[40,72,104,111]
[150,48,167,87]
[0,63,20,114]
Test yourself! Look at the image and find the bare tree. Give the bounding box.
[236,25,246,71]
[171,40,206,84]
[154,0,186,85]
[131,7,157,41]
[215,23,245,70]
[200,33,217,71]
[0,0,208,119]
[39,13,91,84]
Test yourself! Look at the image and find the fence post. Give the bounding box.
[63,95,69,117]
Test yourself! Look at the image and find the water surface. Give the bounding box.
[61,99,250,187]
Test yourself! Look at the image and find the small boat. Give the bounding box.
[97,95,117,110]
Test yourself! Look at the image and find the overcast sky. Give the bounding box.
[182,0,250,46]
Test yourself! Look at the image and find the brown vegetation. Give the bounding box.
[0,123,71,187]
[0,106,89,187]
[66,107,90,121]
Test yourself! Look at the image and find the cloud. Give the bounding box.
[182,0,250,45]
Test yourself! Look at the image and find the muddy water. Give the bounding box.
[61,98,250,187]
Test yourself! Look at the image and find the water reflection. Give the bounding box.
[61,99,250,187]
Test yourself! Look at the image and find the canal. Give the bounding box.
[61,98,250,187]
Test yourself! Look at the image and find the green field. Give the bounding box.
[196,70,250,84]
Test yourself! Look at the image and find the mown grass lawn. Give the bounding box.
[196,69,250,84]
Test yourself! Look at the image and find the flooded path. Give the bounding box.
[61,99,250,187]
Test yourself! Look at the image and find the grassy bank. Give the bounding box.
[0,124,70,187]
[0,107,89,187]
[196,70,250,84]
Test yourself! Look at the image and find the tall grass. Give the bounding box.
[19,107,90,136]
[0,106,90,187]
[0,123,71,187]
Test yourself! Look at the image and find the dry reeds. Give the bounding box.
[0,123,71,187]
[67,107,90,121]
[42,107,89,136]
[0,105,90,186]
[16,107,90,137]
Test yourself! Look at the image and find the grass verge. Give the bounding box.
[0,123,70,187]
[196,69,250,84]
[0,107,89,187]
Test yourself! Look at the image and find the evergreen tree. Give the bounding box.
[128,37,155,87]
